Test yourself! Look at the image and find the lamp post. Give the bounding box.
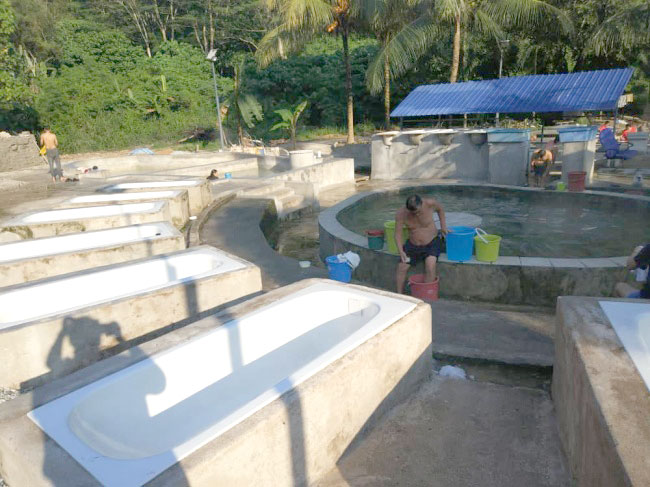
[496,39,510,126]
[206,49,226,150]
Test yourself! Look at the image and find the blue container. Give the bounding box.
[558,126,598,143]
[446,226,475,262]
[225,172,232,179]
[326,255,352,283]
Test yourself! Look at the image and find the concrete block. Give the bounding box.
[0,246,262,390]
[552,297,650,486]
[549,258,585,268]
[0,279,431,486]
[0,201,173,239]
[520,257,553,267]
[0,223,185,287]
[580,258,620,268]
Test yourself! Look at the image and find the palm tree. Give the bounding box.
[363,0,436,128]
[257,0,359,143]
[432,0,572,83]
[223,55,263,145]
[591,0,650,55]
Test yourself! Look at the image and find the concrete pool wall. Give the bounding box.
[61,190,190,228]
[0,223,184,287]
[0,201,172,240]
[98,180,211,216]
[318,185,640,306]
[552,297,650,486]
[0,246,262,390]
[0,279,431,486]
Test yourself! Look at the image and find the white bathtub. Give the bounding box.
[0,223,177,264]
[29,282,416,486]
[1,202,171,239]
[63,191,190,228]
[599,301,650,391]
[0,223,184,287]
[99,180,211,216]
[0,247,244,331]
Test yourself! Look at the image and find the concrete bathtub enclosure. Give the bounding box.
[318,184,643,306]
[0,201,172,240]
[0,246,262,390]
[552,298,650,486]
[0,279,431,486]
[61,190,190,229]
[0,223,185,287]
[98,180,212,216]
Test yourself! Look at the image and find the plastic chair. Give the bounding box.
[599,128,637,160]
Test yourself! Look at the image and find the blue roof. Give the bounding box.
[391,68,634,117]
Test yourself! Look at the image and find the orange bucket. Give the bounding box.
[408,274,439,301]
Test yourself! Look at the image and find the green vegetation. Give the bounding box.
[0,0,648,153]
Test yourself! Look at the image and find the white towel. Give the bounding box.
[337,251,360,269]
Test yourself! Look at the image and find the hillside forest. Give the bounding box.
[0,0,649,152]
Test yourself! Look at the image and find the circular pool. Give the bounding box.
[319,183,650,306]
[337,185,650,258]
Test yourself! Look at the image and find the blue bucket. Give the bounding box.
[326,255,352,283]
[446,226,475,262]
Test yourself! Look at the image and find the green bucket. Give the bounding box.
[474,229,501,262]
[366,230,385,250]
[384,221,409,254]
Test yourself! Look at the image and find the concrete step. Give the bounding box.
[268,187,295,200]
[238,182,286,197]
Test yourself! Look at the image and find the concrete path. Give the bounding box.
[200,198,328,290]
[315,375,571,487]
[431,300,555,366]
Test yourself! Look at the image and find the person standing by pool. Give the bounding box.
[394,194,447,294]
[530,149,553,187]
[615,244,650,299]
[39,128,62,182]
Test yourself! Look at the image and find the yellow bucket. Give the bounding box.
[384,221,409,254]
[474,229,501,262]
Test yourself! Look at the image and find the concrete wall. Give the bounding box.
[371,131,489,181]
[487,141,530,186]
[0,279,431,487]
[332,142,371,170]
[319,190,631,306]
[270,157,355,190]
[552,297,650,486]
[0,248,262,390]
[0,133,42,172]
[560,140,596,185]
[0,231,185,288]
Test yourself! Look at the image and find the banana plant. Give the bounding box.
[271,100,308,150]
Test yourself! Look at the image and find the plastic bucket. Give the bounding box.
[366,229,385,250]
[568,171,586,192]
[325,255,352,283]
[446,226,475,261]
[408,275,439,301]
[225,172,232,179]
[384,221,409,254]
[474,229,501,262]
[556,181,567,192]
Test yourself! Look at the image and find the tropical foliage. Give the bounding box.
[0,0,648,151]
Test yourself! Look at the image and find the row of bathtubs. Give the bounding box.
[0,176,432,486]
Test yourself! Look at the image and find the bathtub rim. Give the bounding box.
[98,179,205,193]
[62,189,187,206]
[0,222,181,266]
[0,245,251,333]
[1,201,169,226]
[0,279,426,487]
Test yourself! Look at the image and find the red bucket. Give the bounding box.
[568,171,586,192]
[408,274,439,301]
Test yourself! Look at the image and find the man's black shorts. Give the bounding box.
[403,235,444,265]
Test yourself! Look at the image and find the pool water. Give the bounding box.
[337,186,650,258]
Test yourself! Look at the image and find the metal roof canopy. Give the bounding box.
[391,68,634,118]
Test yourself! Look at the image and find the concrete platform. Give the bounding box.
[316,375,570,487]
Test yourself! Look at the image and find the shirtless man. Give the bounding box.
[395,194,447,294]
[40,128,61,182]
[530,149,553,187]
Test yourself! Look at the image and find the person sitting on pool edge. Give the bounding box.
[615,244,650,299]
[395,194,448,294]
[206,169,219,180]
[530,149,553,187]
